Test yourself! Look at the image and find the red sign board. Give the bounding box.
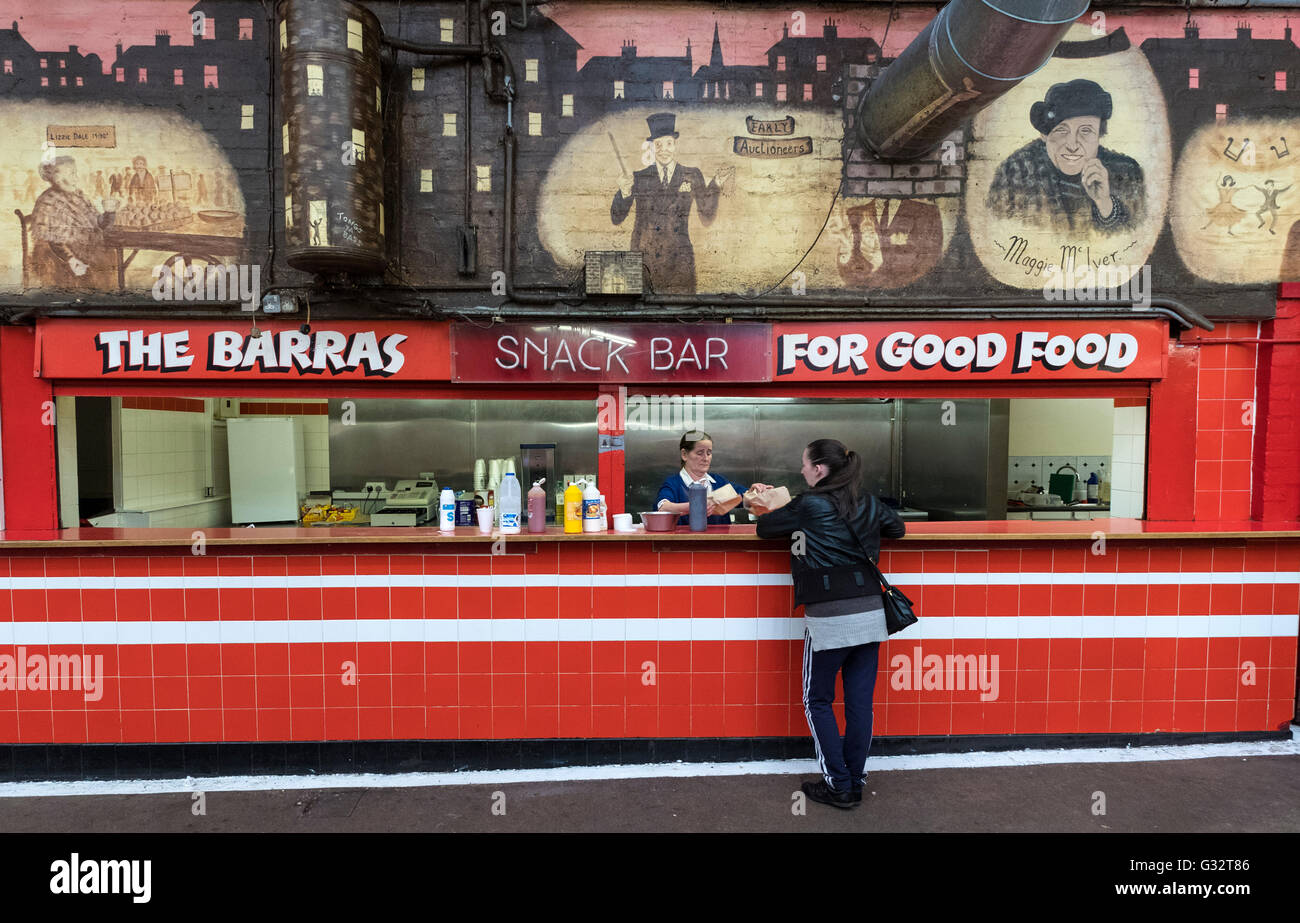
[452,323,772,383]
[35,319,451,381]
[773,321,1167,381]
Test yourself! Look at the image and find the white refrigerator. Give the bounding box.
[226,417,306,524]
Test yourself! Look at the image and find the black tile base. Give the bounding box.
[0,729,1288,782]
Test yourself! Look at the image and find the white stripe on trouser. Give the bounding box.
[802,627,832,788]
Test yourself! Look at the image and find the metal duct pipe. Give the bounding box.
[857,0,1090,160]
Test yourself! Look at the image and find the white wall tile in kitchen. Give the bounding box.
[1007,456,1043,491]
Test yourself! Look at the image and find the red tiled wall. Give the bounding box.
[0,541,1294,744]
[1184,324,1260,521]
[1253,300,1300,521]
[122,397,206,413]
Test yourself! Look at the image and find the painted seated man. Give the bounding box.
[986,79,1145,233]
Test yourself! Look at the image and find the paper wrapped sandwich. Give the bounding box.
[709,483,743,514]
[742,485,791,514]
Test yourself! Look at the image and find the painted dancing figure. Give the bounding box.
[1253,180,1292,235]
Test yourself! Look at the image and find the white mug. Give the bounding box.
[612,513,634,532]
[476,507,495,534]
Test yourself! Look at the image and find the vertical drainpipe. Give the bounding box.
[858,0,1090,160]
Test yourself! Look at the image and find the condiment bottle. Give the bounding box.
[438,487,456,532]
[528,478,547,533]
[563,481,583,534]
[582,480,603,532]
[688,480,707,532]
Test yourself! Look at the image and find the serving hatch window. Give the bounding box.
[57,396,596,529]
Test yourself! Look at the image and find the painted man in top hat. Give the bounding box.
[986,78,1144,233]
[611,113,733,293]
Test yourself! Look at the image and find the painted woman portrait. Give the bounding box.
[986,79,1146,233]
[30,155,119,290]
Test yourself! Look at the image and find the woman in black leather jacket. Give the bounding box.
[755,438,905,809]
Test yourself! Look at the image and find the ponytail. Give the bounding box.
[805,438,864,519]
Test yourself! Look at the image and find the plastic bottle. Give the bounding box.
[1087,471,1100,501]
[528,478,547,533]
[438,487,456,532]
[582,480,604,532]
[499,472,521,534]
[688,480,708,532]
[563,481,584,534]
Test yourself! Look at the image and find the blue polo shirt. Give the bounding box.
[655,469,749,525]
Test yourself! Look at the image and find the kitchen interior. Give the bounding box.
[55,395,1146,529]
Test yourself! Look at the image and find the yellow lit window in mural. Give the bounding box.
[75,76,82,86]
[138,68,147,83]
[803,83,812,101]
[412,67,425,91]
[115,67,124,82]
[39,58,46,68]
[308,200,328,246]
[59,76,65,86]
[476,165,491,192]
[420,168,433,192]
[528,112,541,136]
[562,94,573,116]
[1276,71,1287,91]
[3,61,11,75]
[241,104,254,130]
[58,59,65,68]
[613,80,624,99]
[347,19,363,51]
[443,113,457,136]
[282,122,289,156]
[174,68,183,85]
[379,203,384,235]
[40,76,47,86]
[306,64,324,96]
[755,82,763,97]
[285,194,293,228]
[352,128,366,161]
[776,55,786,71]
[1188,67,1198,89]
[239,18,253,40]
[526,59,538,82]
[441,19,454,43]
[816,54,826,72]
[663,81,673,99]
[279,20,287,51]
[204,65,218,88]
[777,84,787,102]
[375,86,381,112]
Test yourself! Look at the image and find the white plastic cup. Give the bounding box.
[612,513,633,532]
[477,507,494,534]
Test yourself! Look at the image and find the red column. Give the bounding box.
[1146,340,1198,521]
[596,386,625,521]
[0,326,58,533]
[1253,288,1300,521]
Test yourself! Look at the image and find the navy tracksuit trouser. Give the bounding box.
[802,629,881,793]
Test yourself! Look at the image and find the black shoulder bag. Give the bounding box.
[842,497,919,635]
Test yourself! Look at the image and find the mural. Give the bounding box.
[1,101,245,292]
[1,2,1299,313]
[966,26,1171,291]
[1170,120,1300,284]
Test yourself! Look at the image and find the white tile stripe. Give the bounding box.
[0,613,1294,645]
[3,571,1298,590]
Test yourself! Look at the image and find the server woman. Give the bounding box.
[655,430,771,525]
[755,438,906,809]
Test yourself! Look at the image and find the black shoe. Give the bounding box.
[849,788,863,803]
[802,780,858,809]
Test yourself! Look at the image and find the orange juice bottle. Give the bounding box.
[563,481,584,533]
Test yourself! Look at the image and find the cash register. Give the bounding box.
[370,479,438,527]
